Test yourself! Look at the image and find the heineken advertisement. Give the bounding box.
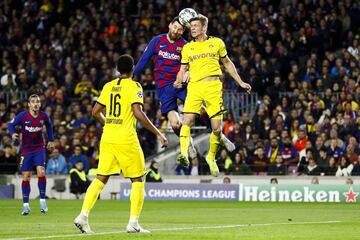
[119,183,360,203]
[239,184,359,203]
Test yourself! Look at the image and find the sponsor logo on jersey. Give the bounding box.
[25,126,42,132]
[112,86,122,92]
[158,50,181,60]
[188,52,217,62]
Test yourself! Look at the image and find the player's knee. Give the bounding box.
[97,175,109,184]
[23,176,31,181]
[212,127,222,136]
[171,122,181,131]
[131,176,143,183]
[37,170,45,177]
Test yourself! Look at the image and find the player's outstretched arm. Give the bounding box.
[92,102,106,125]
[174,64,188,88]
[132,103,168,148]
[133,37,157,76]
[221,56,251,93]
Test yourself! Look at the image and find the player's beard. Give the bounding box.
[168,31,179,41]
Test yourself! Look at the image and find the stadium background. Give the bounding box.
[0,0,360,176]
[0,0,360,239]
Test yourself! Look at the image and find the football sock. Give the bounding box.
[129,181,145,222]
[22,180,30,203]
[81,178,105,217]
[207,132,221,160]
[38,176,46,199]
[179,125,191,158]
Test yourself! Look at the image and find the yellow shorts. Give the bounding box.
[97,141,146,178]
[183,80,226,118]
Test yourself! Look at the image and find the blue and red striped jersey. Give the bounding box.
[8,111,54,154]
[134,34,187,89]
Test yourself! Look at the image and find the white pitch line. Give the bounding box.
[1,220,341,240]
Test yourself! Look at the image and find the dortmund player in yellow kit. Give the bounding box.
[174,14,251,176]
[74,54,168,234]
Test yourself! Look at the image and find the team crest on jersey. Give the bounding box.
[40,120,44,125]
[209,44,214,48]
[176,46,182,52]
[137,91,143,98]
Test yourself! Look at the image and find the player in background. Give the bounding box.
[8,94,54,215]
[174,14,251,175]
[74,54,168,234]
[134,16,235,161]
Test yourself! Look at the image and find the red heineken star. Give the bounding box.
[343,187,359,202]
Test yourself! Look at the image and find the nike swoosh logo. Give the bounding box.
[132,227,140,232]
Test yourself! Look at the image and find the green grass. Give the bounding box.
[0,200,359,240]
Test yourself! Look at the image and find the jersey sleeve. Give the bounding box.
[181,44,189,64]
[97,84,108,106]
[130,82,144,105]
[8,112,26,135]
[218,38,227,58]
[133,37,158,75]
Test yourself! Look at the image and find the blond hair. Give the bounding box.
[189,14,208,27]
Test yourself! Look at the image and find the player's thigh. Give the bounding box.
[21,153,35,172]
[97,142,121,176]
[183,81,203,115]
[119,142,146,179]
[158,85,178,115]
[33,150,46,167]
[204,81,226,118]
[176,87,187,103]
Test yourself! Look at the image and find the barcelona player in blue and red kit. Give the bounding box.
[9,94,54,215]
[134,17,199,158]
[134,17,187,134]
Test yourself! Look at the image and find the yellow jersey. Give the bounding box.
[97,78,143,144]
[181,36,227,82]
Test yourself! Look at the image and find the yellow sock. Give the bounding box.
[81,178,105,216]
[180,125,191,158]
[207,132,221,160]
[129,181,145,221]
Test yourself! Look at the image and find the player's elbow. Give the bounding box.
[92,108,100,118]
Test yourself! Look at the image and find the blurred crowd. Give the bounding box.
[0,0,359,176]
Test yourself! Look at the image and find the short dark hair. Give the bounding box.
[116,54,134,75]
[171,16,183,26]
[28,94,40,102]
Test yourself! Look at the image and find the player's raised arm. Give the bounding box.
[221,56,252,93]
[92,102,106,125]
[132,103,168,148]
[133,37,158,76]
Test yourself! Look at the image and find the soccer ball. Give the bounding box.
[178,8,197,28]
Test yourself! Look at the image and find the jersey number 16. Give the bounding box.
[109,93,121,117]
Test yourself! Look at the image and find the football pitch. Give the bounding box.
[0,200,359,240]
